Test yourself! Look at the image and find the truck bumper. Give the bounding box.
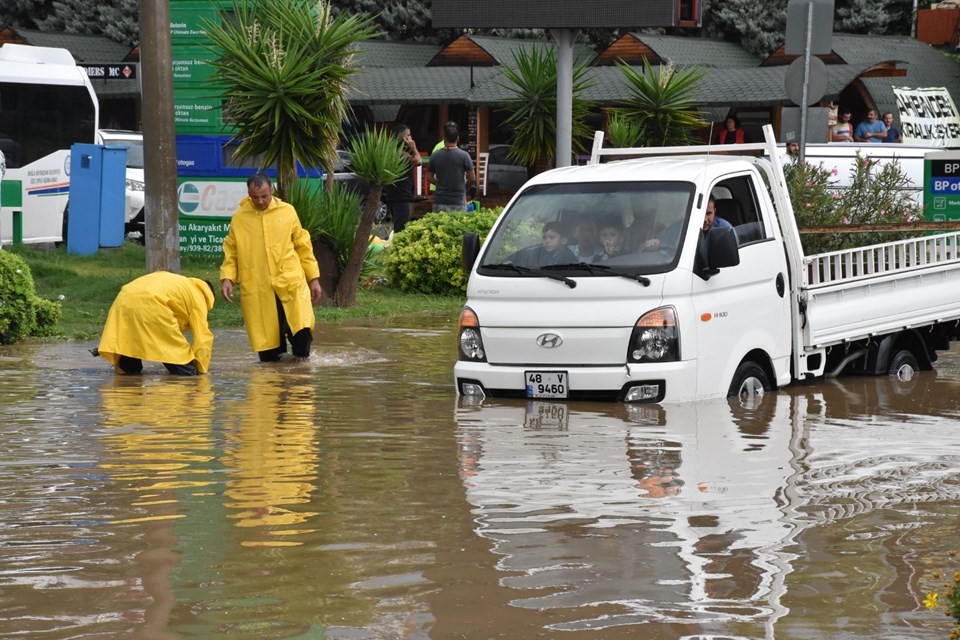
[454,360,701,403]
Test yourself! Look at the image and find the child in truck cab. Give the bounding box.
[598,214,628,260]
[507,221,576,267]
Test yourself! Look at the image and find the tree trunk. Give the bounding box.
[312,238,340,306]
[334,184,382,307]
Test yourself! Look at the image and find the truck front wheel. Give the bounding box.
[728,361,770,400]
[888,349,919,382]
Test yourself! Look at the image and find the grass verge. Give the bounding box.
[11,243,464,340]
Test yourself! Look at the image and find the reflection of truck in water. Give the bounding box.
[453,386,960,637]
[0,44,98,245]
[456,125,960,403]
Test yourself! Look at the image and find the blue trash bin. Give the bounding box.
[67,143,127,254]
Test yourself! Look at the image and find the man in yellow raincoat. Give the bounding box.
[96,271,215,375]
[219,174,322,362]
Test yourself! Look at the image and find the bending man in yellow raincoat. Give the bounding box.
[96,271,215,375]
[219,174,322,362]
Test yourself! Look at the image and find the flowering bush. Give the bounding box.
[384,208,502,295]
[783,153,921,255]
[924,554,960,640]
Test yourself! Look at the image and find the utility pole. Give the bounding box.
[140,0,181,272]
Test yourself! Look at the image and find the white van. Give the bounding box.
[789,142,936,205]
[455,126,960,403]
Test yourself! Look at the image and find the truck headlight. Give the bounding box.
[458,306,487,362]
[126,179,145,192]
[628,307,679,363]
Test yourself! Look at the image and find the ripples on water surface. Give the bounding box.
[0,318,959,639]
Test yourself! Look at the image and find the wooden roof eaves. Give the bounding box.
[427,34,498,67]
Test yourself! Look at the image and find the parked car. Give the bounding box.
[96,129,145,239]
[487,144,528,192]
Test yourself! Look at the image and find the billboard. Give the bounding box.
[432,0,681,28]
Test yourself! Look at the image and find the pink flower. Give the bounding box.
[805,181,813,187]
[842,217,850,224]
[832,192,842,200]
[831,167,839,176]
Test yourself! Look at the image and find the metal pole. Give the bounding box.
[799,1,814,164]
[551,28,576,168]
[140,0,181,273]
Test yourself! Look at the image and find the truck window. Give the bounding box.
[711,175,768,247]
[478,181,696,274]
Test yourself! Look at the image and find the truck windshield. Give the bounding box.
[479,181,696,275]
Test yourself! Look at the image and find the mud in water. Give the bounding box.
[0,316,958,639]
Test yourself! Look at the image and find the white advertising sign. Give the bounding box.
[894,86,960,148]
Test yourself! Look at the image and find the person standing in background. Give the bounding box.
[855,109,886,143]
[718,116,748,144]
[882,112,903,143]
[830,108,854,142]
[426,121,476,213]
[382,124,422,234]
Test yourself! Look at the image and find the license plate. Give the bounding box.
[525,371,568,399]
[525,401,569,430]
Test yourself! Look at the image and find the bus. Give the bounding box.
[0,44,98,245]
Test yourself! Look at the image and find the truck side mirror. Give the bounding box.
[697,227,740,280]
[462,232,481,272]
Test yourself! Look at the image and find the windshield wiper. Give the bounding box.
[546,262,651,287]
[482,263,577,288]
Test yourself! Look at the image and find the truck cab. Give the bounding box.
[456,154,793,403]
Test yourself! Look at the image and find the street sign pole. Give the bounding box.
[799,1,814,164]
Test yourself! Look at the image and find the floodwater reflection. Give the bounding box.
[0,322,959,639]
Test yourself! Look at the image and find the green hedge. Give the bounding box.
[385,208,502,295]
[0,251,62,344]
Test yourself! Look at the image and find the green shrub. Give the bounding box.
[385,208,502,294]
[0,251,62,344]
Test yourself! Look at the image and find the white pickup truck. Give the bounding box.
[455,124,960,403]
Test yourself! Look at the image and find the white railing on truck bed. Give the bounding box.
[804,231,960,288]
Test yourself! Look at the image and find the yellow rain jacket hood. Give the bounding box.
[219,195,320,352]
[98,271,215,373]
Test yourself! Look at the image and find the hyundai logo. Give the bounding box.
[536,333,563,348]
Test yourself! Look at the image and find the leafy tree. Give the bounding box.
[204,0,379,195]
[4,0,55,30]
[34,0,101,35]
[497,45,594,170]
[98,0,139,46]
[836,0,912,35]
[701,0,788,57]
[616,59,707,146]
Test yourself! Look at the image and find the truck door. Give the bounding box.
[691,174,792,398]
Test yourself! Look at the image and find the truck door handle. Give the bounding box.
[776,273,785,298]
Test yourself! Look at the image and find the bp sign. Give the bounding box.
[924,150,960,221]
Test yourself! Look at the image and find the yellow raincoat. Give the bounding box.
[98,271,215,373]
[219,195,320,353]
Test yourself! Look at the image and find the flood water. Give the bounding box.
[1,314,959,639]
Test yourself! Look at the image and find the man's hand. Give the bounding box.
[309,278,323,304]
[221,278,234,303]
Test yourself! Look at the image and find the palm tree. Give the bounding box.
[334,129,408,307]
[203,0,378,195]
[498,45,594,170]
[616,59,707,147]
